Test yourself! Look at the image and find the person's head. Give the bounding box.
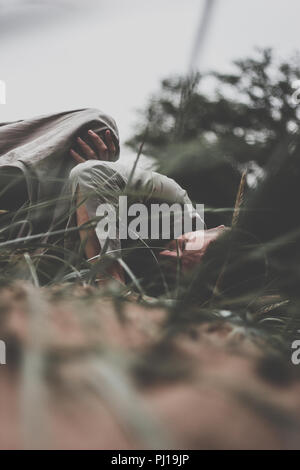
[159,226,227,274]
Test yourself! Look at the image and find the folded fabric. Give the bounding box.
[0,108,120,237]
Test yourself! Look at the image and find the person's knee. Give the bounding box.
[69,161,117,196]
[69,160,113,184]
[69,161,93,185]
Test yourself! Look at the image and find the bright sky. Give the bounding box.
[0,0,299,159]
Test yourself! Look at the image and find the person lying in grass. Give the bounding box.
[3,107,294,302]
[69,127,226,289]
[0,108,225,294]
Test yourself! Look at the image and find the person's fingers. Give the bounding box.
[70,149,85,164]
[77,136,97,160]
[88,130,109,160]
[105,130,116,157]
[159,249,178,258]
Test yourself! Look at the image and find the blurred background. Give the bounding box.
[1,0,300,144]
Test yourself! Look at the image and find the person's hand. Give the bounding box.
[70,129,116,164]
[160,225,228,273]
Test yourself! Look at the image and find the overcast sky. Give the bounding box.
[0,0,299,156]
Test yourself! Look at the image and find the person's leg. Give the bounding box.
[75,188,101,261]
[71,163,125,285]
[75,190,125,284]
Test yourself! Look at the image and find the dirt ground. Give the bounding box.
[0,281,299,450]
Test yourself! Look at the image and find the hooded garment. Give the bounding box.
[0,108,203,289]
[0,108,120,241]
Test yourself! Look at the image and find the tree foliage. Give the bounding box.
[127,48,300,226]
